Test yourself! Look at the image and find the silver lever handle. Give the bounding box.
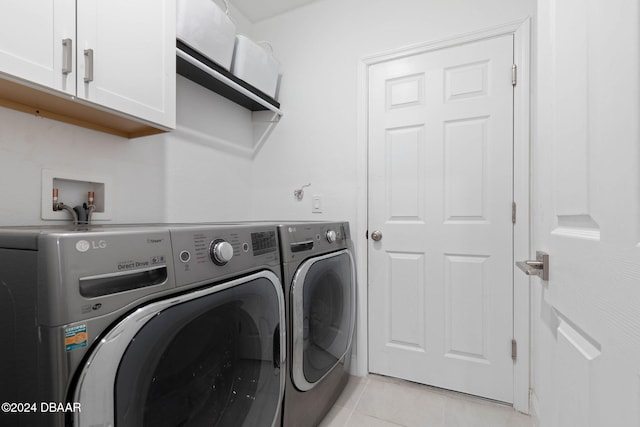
[516,251,549,280]
[62,38,72,74]
[84,49,94,83]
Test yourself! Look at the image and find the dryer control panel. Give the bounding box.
[278,221,351,263]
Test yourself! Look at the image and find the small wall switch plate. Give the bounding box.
[42,169,112,221]
[312,195,323,213]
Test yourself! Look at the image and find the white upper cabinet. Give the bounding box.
[0,0,76,95]
[0,0,175,135]
[76,0,175,129]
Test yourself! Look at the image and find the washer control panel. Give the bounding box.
[170,224,279,287]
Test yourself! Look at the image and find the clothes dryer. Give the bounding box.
[0,223,285,427]
[277,222,356,427]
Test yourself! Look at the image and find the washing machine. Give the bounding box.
[277,222,356,427]
[0,223,285,427]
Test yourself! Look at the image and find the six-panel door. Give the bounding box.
[368,34,515,403]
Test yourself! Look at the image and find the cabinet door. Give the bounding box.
[76,0,176,129]
[0,0,75,95]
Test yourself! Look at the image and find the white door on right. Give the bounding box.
[368,34,515,403]
[532,0,640,425]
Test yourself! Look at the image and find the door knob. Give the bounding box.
[516,251,549,280]
[371,230,383,241]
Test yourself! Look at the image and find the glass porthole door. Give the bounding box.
[72,271,285,427]
[290,250,356,391]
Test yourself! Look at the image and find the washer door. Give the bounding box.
[291,249,356,391]
[72,271,285,427]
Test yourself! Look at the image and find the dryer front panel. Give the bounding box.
[291,250,356,391]
[72,270,285,427]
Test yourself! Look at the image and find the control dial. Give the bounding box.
[326,230,337,243]
[209,239,234,265]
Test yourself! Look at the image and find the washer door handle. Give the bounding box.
[273,324,281,369]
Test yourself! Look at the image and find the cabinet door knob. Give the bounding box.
[84,49,94,83]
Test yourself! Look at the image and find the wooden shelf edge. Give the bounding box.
[0,78,167,139]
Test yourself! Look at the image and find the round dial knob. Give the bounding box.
[210,240,234,265]
[326,230,337,243]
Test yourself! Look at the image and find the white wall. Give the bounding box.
[162,76,257,222]
[0,0,258,227]
[0,106,167,225]
[0,78,259,225]
[248,0,534,375]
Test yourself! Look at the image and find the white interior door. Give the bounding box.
[532,0,640,425]
[368,34,515,403]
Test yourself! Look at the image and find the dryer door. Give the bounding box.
[291,249,356,391]
[72,271,285,427]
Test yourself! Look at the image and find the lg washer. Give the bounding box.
[0,223,285,427]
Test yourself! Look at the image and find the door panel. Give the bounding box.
[388,252,425,350]
[445,254,490,363]
[386,126,425,221]
[533,0,640,425]
[444,117,489,222]
[368,34,515,402]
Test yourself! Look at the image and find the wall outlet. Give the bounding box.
[41,169,112,221]
[312,194,323,213]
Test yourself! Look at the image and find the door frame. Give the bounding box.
[355,18,531,413]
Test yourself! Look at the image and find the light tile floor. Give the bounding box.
[319,375,533,427]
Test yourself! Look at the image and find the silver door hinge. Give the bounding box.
[512,64,517,86]
[512,202,516,224]
[511,339,517,361]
